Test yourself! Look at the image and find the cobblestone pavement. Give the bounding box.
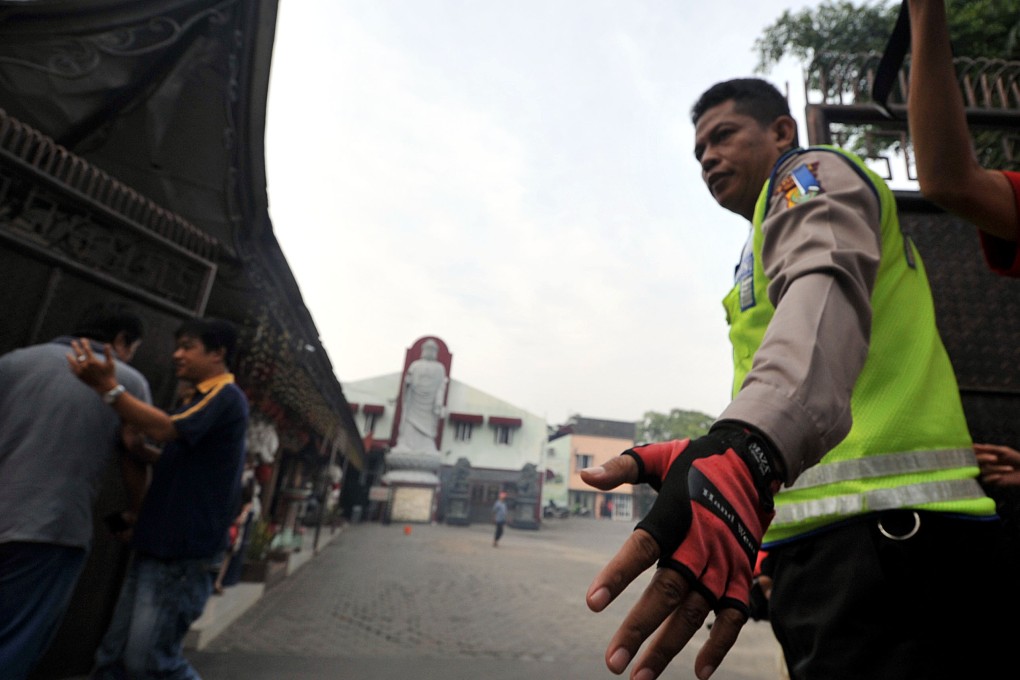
[191,519,785,680]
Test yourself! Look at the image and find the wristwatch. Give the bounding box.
[103,384,127,405]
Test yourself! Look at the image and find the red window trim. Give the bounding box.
[449,412,484,424]
[489,416,522,427]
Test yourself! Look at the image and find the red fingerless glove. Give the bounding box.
[625,423,781,614]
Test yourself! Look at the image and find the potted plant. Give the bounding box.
[240,520,288,587]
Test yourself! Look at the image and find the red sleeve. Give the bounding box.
[978,170,1020,277]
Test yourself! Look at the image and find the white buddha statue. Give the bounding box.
[392,339,447,455]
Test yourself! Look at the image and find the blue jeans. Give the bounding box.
[92,553,216,680]
[0,542,86,680]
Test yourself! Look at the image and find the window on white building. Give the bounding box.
[454,421,473,441]
[363,412,378,434]
[614,494,633,520]
[494,425,513,445]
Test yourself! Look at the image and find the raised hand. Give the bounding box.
[66,337,117,392]
[581,424,781,679]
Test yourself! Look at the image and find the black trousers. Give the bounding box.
[767,511,1016,680]
[493,522,505,543]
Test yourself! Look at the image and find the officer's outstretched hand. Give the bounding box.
[581,423,781,680]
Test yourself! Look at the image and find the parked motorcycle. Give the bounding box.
[543,501,570,519]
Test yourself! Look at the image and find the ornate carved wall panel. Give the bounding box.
[0,109,218,317]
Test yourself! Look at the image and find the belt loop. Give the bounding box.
[877,511,921,541]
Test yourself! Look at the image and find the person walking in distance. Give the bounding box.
[492,491,508,547]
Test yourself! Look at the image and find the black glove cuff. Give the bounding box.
[710,421,781,512]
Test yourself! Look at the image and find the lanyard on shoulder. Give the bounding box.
[872,0,911,120]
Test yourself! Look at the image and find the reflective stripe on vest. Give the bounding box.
[774,478,987,525]
[791,448,976,489]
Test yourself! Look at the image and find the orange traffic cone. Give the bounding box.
[403,525,412,535]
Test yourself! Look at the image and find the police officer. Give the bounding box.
[582,78,1010,680]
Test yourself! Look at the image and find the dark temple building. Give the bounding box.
[0,2,363,676]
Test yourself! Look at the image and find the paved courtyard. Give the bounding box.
[191,518,785,680]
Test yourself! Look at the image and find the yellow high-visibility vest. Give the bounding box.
[723,146,995,546]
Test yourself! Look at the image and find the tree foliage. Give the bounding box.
[755,0,1020,78]
[637,408,714,444]
[755,1,1019,167]
[755,0,897,77]
[939,0,1020,59]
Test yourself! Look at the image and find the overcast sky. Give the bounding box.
[264,1,832,426]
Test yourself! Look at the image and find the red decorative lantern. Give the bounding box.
[255,463,274,485]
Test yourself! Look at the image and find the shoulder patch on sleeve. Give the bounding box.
[773,162,824,208]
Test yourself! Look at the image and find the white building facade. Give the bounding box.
[342,337,548,525]
[343,373,547,470]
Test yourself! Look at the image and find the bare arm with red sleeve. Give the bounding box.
[978,171,1020,277]
[906,0,1019,271]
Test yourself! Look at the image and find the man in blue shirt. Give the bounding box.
[70,317,248,680]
